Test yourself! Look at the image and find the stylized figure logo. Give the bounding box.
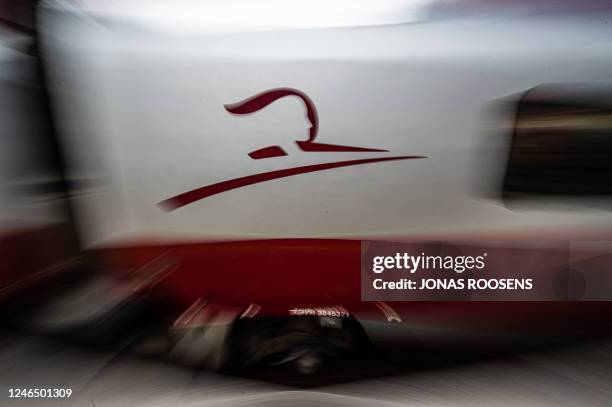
[224,88,387,158]
[159,88,425,211]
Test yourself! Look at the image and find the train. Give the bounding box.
[2,0,612,377]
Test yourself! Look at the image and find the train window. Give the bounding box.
[502,84,612,199]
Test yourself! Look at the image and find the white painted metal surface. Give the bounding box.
[40,1,612,247]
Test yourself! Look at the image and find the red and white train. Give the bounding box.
[2,0,612,375]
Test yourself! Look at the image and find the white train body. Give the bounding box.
[39,0,612,248]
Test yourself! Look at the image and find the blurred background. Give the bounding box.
[1,1,612,405]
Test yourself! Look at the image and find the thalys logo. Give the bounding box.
[159,88,425,211]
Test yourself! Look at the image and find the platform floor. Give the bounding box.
[1,332,611,406]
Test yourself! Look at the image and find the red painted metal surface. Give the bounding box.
[91,238,612,340]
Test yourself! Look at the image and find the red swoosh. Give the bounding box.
[159,155,425,211]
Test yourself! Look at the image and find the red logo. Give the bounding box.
[225,88,387,158]
[159,88,425,211]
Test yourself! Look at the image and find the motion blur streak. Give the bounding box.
[1,1,612,406]
[1,334,611,406]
